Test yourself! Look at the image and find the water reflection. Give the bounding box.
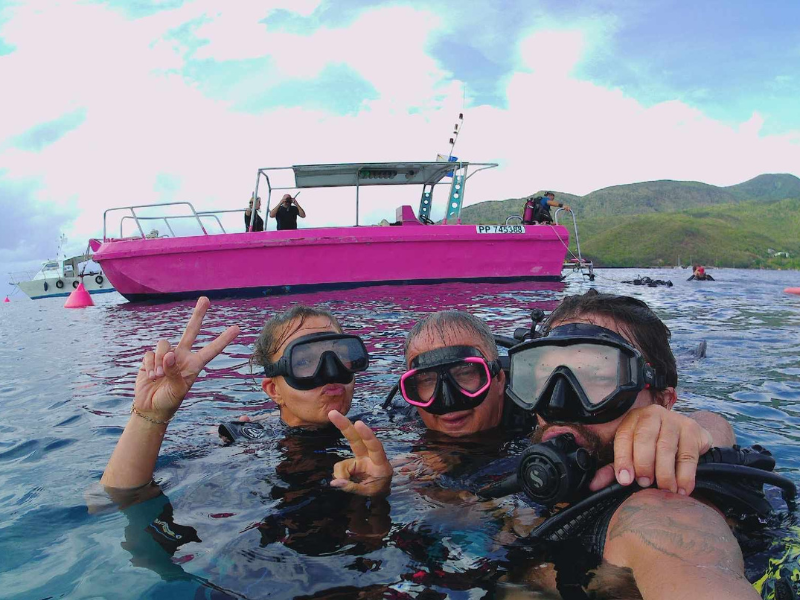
[1,271,799,599]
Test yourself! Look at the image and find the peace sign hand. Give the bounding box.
[134,297,240,424]
[329,410,393,497]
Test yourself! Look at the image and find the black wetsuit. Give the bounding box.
[275,204,300,230]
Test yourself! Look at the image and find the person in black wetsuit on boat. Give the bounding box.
[523,191,571,225]
[269,194,306,230]
[245,194,264,232]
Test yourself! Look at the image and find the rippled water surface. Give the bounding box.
[1,269,799,599]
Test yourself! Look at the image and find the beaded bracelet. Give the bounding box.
[130,401,171,426]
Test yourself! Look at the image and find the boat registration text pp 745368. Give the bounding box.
[475,225,525,234]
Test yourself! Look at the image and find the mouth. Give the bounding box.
[436,410,473,427]
[541,425,587,447]
[322,384,346,396]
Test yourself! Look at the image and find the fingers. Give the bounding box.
[353,420,390,470]
[196,325,240,368]
[153,339,171,380]
[674,424,712,496]
[329,410,368,458]
[612,411,638,486]
[629,410,664,487]
[589,464,617,492]
[332,457,357,481]
[654,417,681,493]
[177,296,210,352]
[142,351,155,378]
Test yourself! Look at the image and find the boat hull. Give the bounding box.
[17,275,116,300]
[93,224,569,302]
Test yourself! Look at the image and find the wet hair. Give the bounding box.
[404,310,499,362]
[252,305,343,369]
[542,290,678,387]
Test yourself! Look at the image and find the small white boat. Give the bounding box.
[9,254,116,300]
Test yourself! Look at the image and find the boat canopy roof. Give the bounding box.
[259,161,498,189]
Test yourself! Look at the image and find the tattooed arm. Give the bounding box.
[603,489,759,600]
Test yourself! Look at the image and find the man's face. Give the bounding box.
[530,314,659,464]
[405,327,505,437]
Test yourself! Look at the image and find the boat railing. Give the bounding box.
[554,208,595,280]
[505,215,523,226]
[104,202,238,240]
[118,212,232,238]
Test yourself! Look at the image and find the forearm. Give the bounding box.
[296,204,306,218]
[269,205,280,217]
[606,489,757,600]
[690,410,735,446]
[101,414,167,488]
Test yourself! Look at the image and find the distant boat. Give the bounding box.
[92,161,580,302]
[9,254,116,299]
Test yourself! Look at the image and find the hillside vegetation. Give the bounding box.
[459,173,800,269]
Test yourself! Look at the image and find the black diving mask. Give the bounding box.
[400,345,501,415]
[507,323,666,424]
[264,332,369,391]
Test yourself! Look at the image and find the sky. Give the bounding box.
[1,0,799,296]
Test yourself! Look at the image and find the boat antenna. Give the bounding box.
[447,112,464,161]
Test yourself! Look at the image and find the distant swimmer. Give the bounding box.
[622,275,673,287]
[688,265,715,281]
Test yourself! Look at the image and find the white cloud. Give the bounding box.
[0,0,798,275]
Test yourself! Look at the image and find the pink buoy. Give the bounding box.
[785,287,800,296]
[3,296,9,303]
[64,281,94,308]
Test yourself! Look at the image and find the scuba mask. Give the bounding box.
[507,323,667,424]
[264,332,369,391]
[399,345,501,415]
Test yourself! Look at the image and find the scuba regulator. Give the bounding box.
[478,434,595,507]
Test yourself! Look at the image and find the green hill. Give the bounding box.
[575,198,800,269]
[725,174,800,202]
[458,173,800,269]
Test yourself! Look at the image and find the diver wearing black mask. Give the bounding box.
[507,323,667,425]
[398,345,502,415]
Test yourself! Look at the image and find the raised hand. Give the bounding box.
[328,410,393,497]
[134,297,240,423]
[102,297,239,490]
[589,404,713,494]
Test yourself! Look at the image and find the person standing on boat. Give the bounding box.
[245,194,264,232]
[270,194,306,230]
[523,191,571,225]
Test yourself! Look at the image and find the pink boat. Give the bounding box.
[92,162,587,302]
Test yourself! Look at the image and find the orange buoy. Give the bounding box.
[784,287,800,296]
[64,281,94,308]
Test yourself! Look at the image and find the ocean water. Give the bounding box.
[1,268,799,599]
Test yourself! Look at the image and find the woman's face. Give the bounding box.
[262,316,354,427]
